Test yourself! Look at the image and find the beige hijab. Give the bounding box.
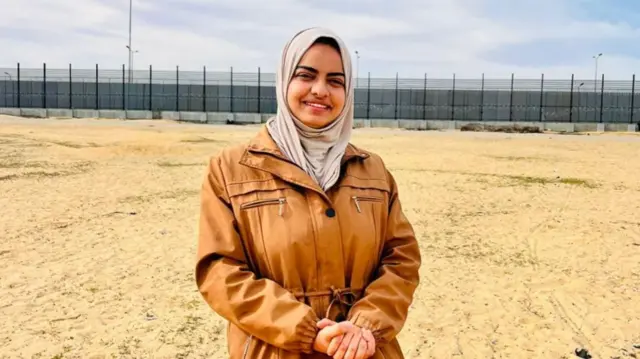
[266,27,354,191]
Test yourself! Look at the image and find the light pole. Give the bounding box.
[577,82,584,122]
[593,53,602,92]
[125,45,138,110]
[355,50,360,88]
[128,0,133,81]
[126,45,139,83]
[4,72,13,107]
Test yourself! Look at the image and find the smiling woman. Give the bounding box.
[195,27,421,359]
[286,36,346,129]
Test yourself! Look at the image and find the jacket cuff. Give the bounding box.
[348,312,386,346]
[293,312,320,354]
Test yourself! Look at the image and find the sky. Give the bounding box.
[1,0,640,80]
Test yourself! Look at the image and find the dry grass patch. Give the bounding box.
[1,115,638,359]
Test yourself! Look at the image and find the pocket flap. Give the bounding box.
[227,178,290,198]
[338,175,390,193]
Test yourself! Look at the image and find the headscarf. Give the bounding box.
[266,27,354,191]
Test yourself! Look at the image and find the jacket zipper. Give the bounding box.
[351,196,383,213]
[240,198,287,216]
[242,334,253,359]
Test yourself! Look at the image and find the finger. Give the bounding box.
[354,335,369,359]
[327,334,344,356]
[362,330,375,357]
[366,336,375,357]
[333,330,355,359]
[322,321,354,338]
[316,318,336,329]
[344,331,363,359]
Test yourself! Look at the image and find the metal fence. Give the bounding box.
[1,63,638,123]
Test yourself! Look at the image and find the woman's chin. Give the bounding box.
[297,114,337,129]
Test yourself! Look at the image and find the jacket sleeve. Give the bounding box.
[347,168,421,347]
[195,155,320,353]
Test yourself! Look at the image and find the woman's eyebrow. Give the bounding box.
[295,65,345,77]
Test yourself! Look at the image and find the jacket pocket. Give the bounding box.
[240,197,287,216]
[351,195,383,213]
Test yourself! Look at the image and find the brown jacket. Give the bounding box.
[196,127,421,359]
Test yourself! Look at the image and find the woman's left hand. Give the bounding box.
[326,321,375,359]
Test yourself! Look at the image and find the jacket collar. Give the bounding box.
[239,125,369,199]
[246,126,369,160]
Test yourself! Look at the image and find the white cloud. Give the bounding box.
[1,0,640,80]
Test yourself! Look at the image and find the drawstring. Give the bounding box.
[325,286,358,320]
[292,286,361,320]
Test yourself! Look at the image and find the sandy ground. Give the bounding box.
[0,115,639,359]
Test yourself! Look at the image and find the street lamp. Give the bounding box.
[577,82,584,122]
[126,45,139,83]
[4,72,13,106]
[128,0,133,80]
[593,53,602,92]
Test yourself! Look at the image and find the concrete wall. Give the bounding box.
[0,107,21,116]
[1,107,638,133]
[73,109,99,118]
[46,109,73,118]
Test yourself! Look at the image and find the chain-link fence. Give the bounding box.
[1,64,638,123]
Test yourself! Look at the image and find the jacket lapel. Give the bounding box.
[238,126,368,202]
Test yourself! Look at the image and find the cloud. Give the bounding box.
[1,0,640,80]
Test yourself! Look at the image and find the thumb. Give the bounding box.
[316,318,336,329]
[321,321,355,337]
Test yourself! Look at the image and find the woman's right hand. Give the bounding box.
[313,319,352,353]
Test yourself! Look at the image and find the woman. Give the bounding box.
[195,27,421,359]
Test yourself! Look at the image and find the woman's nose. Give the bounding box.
[311,80,329,97]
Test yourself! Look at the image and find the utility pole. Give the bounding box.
[128,0,133,83]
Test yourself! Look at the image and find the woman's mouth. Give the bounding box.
[303,101,331,111]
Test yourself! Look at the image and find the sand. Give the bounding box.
[0,115,638,359]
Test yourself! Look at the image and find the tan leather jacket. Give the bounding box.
[196,126,421,358]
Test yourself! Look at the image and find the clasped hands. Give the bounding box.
[313,318,376,359]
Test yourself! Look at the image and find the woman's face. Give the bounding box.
[286,42,346,129]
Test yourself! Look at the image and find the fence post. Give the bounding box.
[480,73,485,121]
[43,62,47,109]
[451,73,456,121]
[569,74,574,123]
[176,65,179,112]
[202,66,206,113]
[69,63,72,109]
[16,62,21,108]
[95,64,99,110]
[366,72,370,119]
[599,73,605,123]
[394,72,399,120]
[149,65,153,111]
[539,73,544,121]
[631,74,636,124]
[509,73,515,121]
[257,67,261,113]
[230,66,234,113]
[122,64,126,110]
[423,73,427,120]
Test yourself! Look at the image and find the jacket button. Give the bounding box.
[325,208,336,218]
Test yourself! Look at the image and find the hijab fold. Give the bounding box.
[266,27,354,191]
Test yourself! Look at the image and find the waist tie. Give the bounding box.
[293,286,363,320]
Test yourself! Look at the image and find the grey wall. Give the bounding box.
[1,79,639,123]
